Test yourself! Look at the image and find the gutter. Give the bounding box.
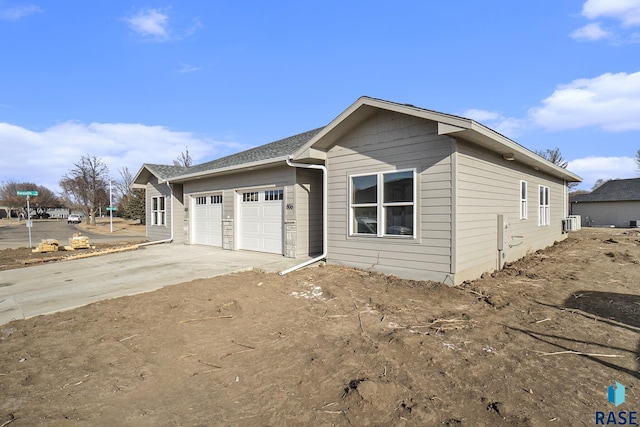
[279,157,328,275]
[137,181,174,247]
[162,157,289,184]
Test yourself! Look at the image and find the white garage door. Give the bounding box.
[239,189,283,254]
[192,194,223,247]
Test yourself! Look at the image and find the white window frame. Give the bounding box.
[152,196,166,226]
[265,189,283,201]
[242,192,259,202]
[348,169,416,238]
[519,180,528,220]
[538,185,550,226]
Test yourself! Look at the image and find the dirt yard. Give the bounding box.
[0,228,638,426]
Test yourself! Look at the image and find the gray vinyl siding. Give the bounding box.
[571,201,640,228]
[295,168,323,256]
[146,177,184,243]
[326,110,454,282]
[454,140,567,282]
[182,165,296,251]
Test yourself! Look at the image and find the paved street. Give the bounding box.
[0,219,145,250]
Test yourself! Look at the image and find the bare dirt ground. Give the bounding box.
[0,228,638,426]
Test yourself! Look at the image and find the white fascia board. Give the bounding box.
[468,122,582,182]
[165,157,289,183]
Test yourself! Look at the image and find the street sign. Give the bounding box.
[106,207,116,211]
[26,220,33,228]
[17,190,38,196]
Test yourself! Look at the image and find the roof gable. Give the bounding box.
[132,163,188,187]
[293,96,581,183]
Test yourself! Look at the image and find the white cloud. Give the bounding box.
[582,0,640,27]
[528,71,640,131]
[177,63,202,74]
[125,9,170,41]
[570,22,612,41]
[462,109,502,123]
[462,109,526,138]
[0,4,42,21]
[568,156,637,189]
[124,9,203,42]
[0,121,245,192]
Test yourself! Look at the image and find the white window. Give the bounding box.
[520,181,528,220]
[210,195,222,204]
[195,196,207,205]
[242,192,259,202]
[152,196,166,226]
[350,170,415,237]
[265,190,283,201]
[538,185,550,226]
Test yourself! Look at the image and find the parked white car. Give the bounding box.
[67,214,81,224]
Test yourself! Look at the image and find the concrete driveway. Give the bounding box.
[0,243,309,326]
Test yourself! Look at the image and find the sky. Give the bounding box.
[1,0,639,192]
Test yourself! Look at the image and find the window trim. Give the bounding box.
[348,169,417,238]
[151,196,166,226]
[538,185,550,226]
[265,189,284,201]
[242,191,259,202]
[519,180,528,220]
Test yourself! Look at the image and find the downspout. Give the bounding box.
[279,157,327,275]
[137,181,174,247]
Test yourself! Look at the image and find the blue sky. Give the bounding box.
[1,0,639,192]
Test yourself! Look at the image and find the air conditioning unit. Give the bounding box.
[563,216,580,232]
[567,215,581,230]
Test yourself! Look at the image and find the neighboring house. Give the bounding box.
[133,97,581,284]
[41,208,71,219]
[570,178,640,228]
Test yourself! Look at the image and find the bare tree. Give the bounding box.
[535,147,578,189]
[114,166,145,221]
[591,178,610,191]
[0,181,25,218]
[59,155,109,226]
[535,147,568,169]
[173,146,193,168]
[635,149,640,172]
[31,185,61,218]
[0,181,61,218]
[115,166,134,204]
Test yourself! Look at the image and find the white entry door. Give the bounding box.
[192,194,223,246]
[239,189,283,254]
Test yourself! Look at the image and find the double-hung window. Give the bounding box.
[538,185,550,226]
[152,196,166,226]
[350,170,415,237]
[520,181,528,220]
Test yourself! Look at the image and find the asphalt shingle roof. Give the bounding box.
[572,178,640,202]
[145,164,188,180]
[175,127,324,178]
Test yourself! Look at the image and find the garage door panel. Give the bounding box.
[242,222,261,234]
[263,204,282,216]
[192,195,222,247]
[239,189,283,254]
[263,239,282,253]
